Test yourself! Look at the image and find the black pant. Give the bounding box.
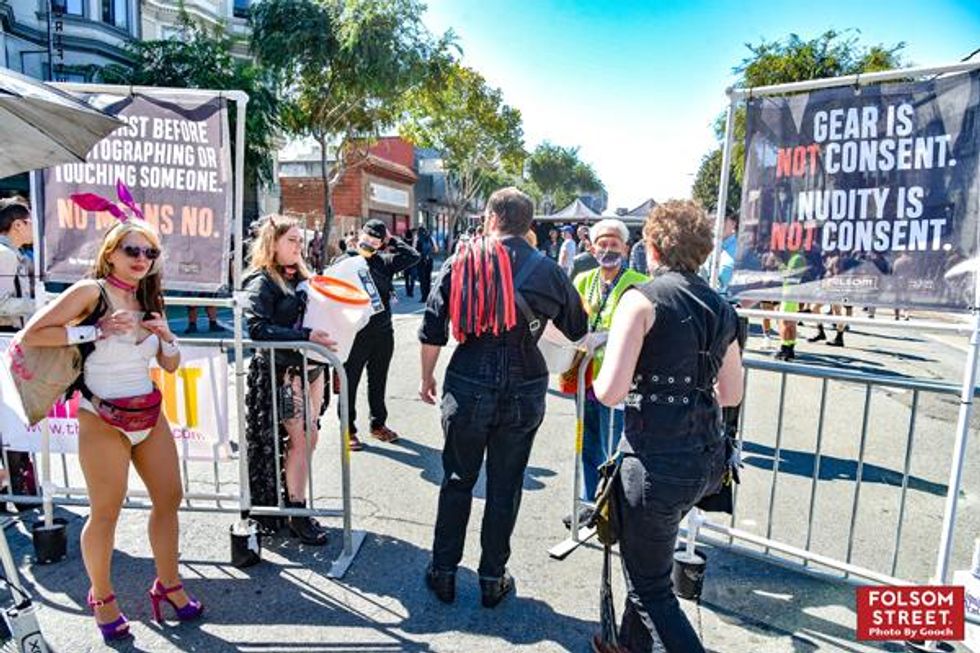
[417,257,434,301]
[432,372,547,579]
[617,442,725,653]
[404,266,416,297]
[343,325,394,431]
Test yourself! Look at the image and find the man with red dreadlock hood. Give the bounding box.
[418,187,588,608]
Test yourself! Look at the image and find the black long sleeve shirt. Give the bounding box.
[419,236,588,386]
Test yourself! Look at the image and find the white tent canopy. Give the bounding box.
[535,198,600,223]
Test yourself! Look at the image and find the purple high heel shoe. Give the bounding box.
[87,590,131,642]
[148,579,204,623]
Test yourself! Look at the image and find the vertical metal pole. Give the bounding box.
[180,457,190,508]
[605,405,615,463]
[302,352,314,509]
[803,378,829,567]
[60,454,69,499]
[570,354,592,537]
[710,92,737,290]
[845,384,873,568]
[270,348,282,507]
[891,391,918,577]
[764,372,787,551]
[934,305,980,584]
[729,365,749,545]
[337,360,353,555]
[232,95,250,526]
[40,421,53,527]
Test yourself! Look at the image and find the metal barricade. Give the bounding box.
[0,336,365,579]
[547,311,978,593]
[698,354,974,587]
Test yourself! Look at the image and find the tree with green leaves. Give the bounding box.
[526,142,603,214]
[399,62,525,234]
[98,11,281,222]
[250,0,451,240]
[692,29,906,214]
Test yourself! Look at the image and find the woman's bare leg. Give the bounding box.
[77,411,131,627]
[132,415,188,606]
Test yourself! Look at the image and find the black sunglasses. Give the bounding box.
[121,245,161,261]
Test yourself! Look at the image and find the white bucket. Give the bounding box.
[302,276,373,363]
[537,322,583,373]
[325,255,384,315]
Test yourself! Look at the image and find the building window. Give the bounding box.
[233,0,250,18]
[101,0,128,29]
[51,0,85,16]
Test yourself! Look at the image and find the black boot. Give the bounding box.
[807,325,826,342]
[480,570,514,608]
[826,331,845,347]
[425,565,456,604]
[286,501,328,546]
[774,344,796,361]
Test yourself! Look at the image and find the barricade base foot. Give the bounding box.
[548,526,597,560]
[327,529,366,579]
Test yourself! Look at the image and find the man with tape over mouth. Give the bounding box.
[341,219,420,449]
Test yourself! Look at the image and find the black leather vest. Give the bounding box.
[621,270,738,456]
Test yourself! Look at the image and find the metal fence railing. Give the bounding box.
[549,312,979,594]
[0,336,365,579]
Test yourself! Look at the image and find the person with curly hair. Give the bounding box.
[593,200,743,652]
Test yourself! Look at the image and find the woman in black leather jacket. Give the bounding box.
[243,215,336,545]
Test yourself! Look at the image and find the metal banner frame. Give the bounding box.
[711,59,980,588]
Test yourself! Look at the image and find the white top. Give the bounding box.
[559,239,577,275]
[83,315,158,399]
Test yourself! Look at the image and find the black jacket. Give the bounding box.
[419,236,588,386]
[347,236,420,332]
[243,268,311,366]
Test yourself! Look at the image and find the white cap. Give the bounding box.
[589,218,629,243]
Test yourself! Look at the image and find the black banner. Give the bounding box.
[730,70,980,311]
[42,93,232,291]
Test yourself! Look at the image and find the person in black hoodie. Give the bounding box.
[342,219,420,448]
[243,215,337,545]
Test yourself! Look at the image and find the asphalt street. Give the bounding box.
[1,286,976,652]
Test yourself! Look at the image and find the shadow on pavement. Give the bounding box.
[6,507,910,652]
[700,544,905,652]
[359,437,557,493]
[17,515,593,652]
[740,440,947,496]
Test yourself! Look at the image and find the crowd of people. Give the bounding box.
[4,186,749,652]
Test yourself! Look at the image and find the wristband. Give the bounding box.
[160,338,180,357]
[66,325,99,345]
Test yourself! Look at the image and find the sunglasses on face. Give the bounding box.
[121,245,161,261]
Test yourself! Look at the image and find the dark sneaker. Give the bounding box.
[208,321,225,333]
[480,570,514,608]
[807,329,826,343]
[348,434,365,452]
[826,333,845,347]
[370,425,400,443]
[185,322,198,334]
[425,566,456,604]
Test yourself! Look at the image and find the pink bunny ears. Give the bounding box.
[69,179,145,223]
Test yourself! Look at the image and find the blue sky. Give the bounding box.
[422,0,980,212]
